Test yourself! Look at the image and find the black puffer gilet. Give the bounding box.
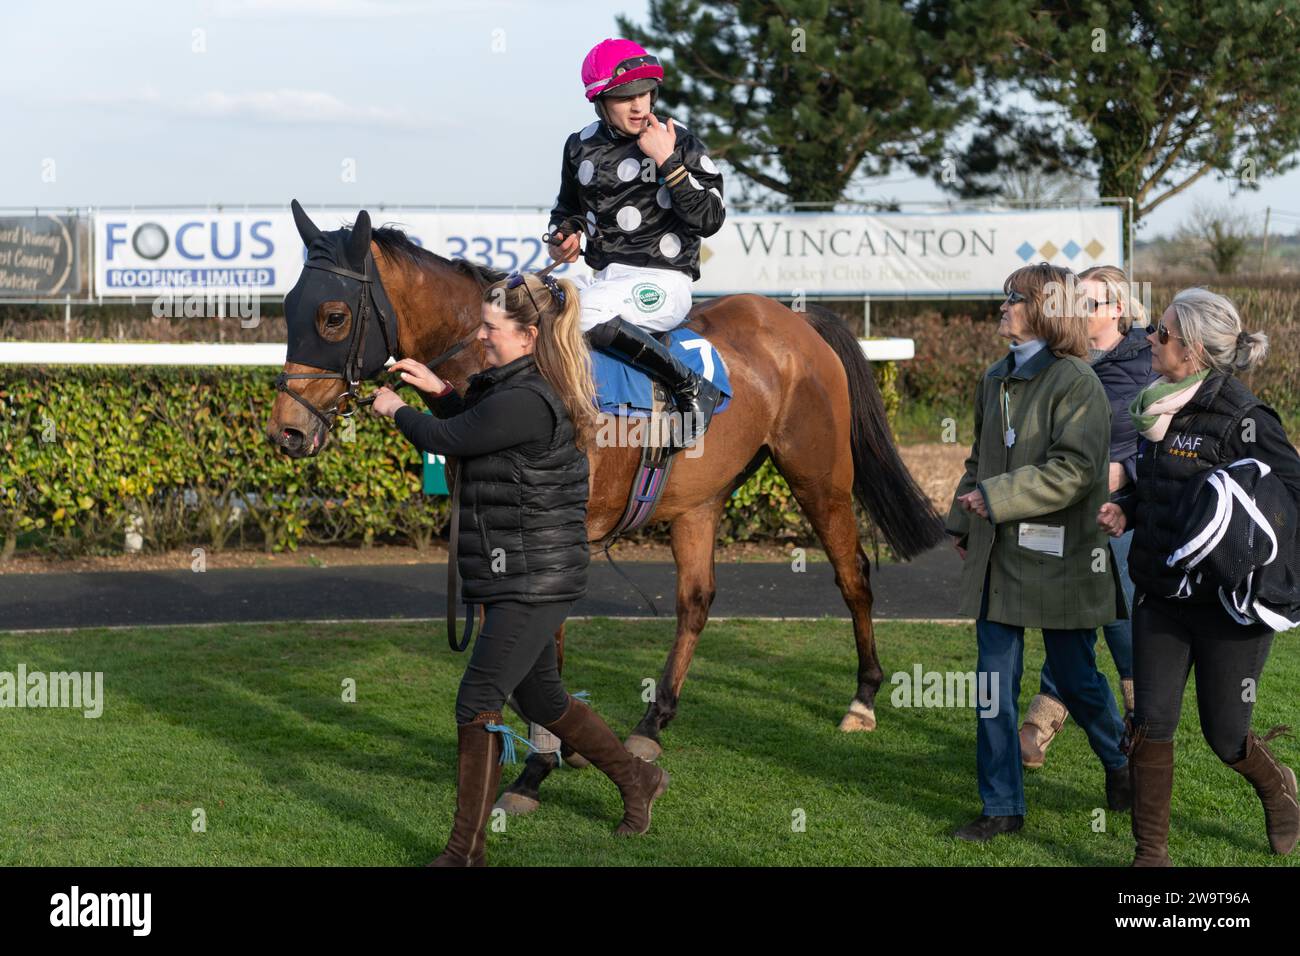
[456,355,589,604]
[1128,372,1270,602]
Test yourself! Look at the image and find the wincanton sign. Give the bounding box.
[698,208,1126,296]
[391,208,1124,298]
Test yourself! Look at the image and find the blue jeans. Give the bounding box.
[975,580,1128,817]
[1040,529,1134,702]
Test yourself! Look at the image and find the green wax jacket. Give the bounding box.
[945,347,1125,629]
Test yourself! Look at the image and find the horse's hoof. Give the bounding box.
[624,734,663,762]
[493,791,540,816]
[561,750,591,770]
[838,700,877,732]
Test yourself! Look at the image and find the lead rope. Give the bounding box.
[485,721,537,765]
[446,464,480,651]
[600,538,660,617]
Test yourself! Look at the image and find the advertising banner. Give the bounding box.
[0,215,81,297]
[92,206,1124,299]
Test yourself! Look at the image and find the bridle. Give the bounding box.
[274,253,477,431]
[274,243,484,653]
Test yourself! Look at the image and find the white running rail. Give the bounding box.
[0,338,914,365]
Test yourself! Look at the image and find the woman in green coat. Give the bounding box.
[946,262,1129,842]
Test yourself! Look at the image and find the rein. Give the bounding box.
[276,251,482,652]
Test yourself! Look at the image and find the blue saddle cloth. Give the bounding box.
[591,328,732,416]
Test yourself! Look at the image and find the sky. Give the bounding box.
[4,0,1298,241]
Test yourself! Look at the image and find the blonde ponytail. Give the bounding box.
[482,274,599,449]
[533,277,599,449]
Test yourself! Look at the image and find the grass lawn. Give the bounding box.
[1,618,1296,867]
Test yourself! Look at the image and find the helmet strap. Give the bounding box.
[593,86,660,138]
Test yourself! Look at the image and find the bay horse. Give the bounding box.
[266,203,945,813]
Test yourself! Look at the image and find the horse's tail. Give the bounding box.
[803,307,947,560]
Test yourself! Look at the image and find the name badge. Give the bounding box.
[1018,523,1064,557]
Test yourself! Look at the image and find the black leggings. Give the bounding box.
[1132,594,1275,762]
[454,600,574,726]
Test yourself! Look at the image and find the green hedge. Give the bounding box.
[0,368,442,560]
[876,283,1300,430]
[0,366,901,559]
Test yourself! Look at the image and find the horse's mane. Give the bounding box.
[371,225,510,290]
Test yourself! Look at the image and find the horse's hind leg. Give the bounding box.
[625,501,723,761]
[770,424,882,732]
[552,623,590,769]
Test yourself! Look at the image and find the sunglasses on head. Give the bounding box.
[504,272,545,320]
[1146,323,1186,344]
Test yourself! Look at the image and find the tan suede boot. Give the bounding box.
[1020,694,1068,769]
[428,711,503,867]
[1121,678,1135,715]
[543,696,669,835]
[1128,722,1174,867]
[1227,726,1299,855]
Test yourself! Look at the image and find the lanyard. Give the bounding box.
[999,379,1016,448]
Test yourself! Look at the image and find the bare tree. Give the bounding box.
[1176,203,1257,276]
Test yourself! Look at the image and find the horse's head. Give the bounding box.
[266,200,399,457]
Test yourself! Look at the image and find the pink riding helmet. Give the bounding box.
[581,38,664,101]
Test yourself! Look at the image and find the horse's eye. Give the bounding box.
[326,311,346,326]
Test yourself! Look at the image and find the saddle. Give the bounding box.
[593,328,731,543]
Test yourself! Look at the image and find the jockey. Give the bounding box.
[547,37,726,447]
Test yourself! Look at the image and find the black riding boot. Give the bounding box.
[585,316,721,448]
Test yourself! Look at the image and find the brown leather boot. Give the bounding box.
[1020,694,1068,769]
[1227,725,1299,855]
[543,696,670,835]
[428,711,503,867]
[1128,722,1174,867]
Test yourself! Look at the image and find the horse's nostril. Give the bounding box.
[281,428,305,448]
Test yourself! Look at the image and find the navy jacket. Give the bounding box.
[1093,327,1154,487]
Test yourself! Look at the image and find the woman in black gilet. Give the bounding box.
[1099,287,1300,865]
[371,271,668,867]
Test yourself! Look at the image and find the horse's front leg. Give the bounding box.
[626,503,722,762]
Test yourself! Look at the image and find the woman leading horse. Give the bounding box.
[368,271,669,866]
[267,198,945,815]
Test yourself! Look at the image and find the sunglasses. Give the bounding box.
[1146,323,1186,344]
[503,272,546,321]
[1002,290,1026,306]
[1083,297,1112,313]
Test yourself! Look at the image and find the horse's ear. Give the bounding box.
[291,199,322,247]
[346,210,372,269]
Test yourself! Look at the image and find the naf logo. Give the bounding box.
[1168,433,1205,459]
